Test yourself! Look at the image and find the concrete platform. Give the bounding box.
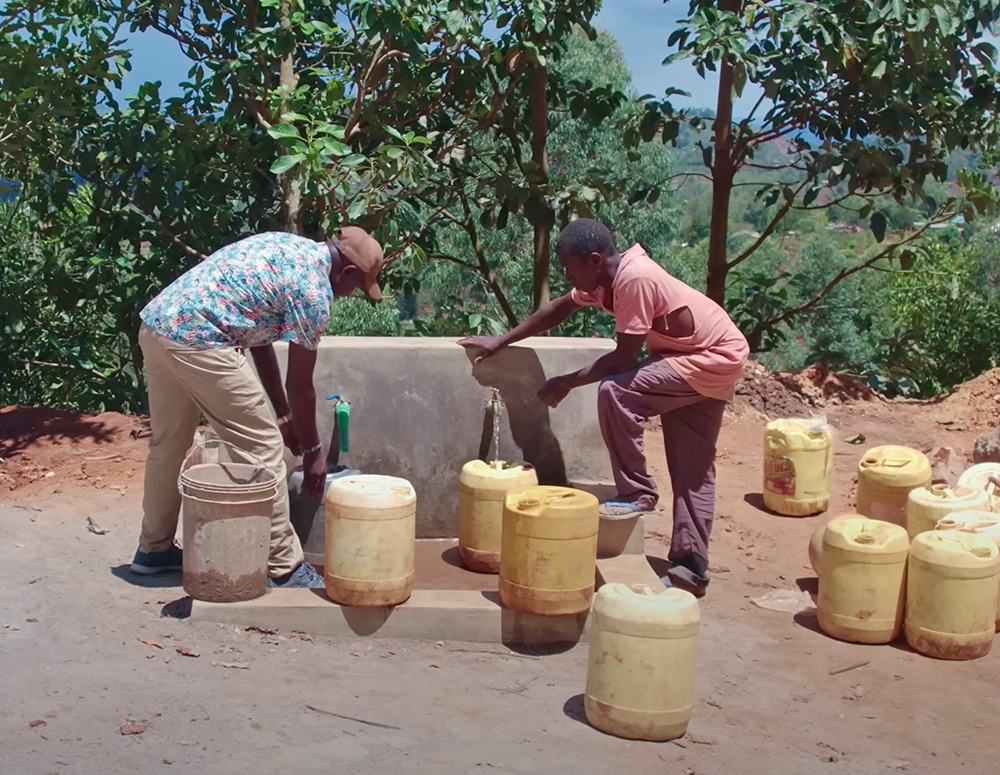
[595,553,664,590]
[191,589,589,646]
[597,513,645,557]
[193,539,588,646]
[191,541,666,645]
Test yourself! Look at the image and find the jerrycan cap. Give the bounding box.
[855,532,877,546]
[518,497,541,509]
[630,584,655,596]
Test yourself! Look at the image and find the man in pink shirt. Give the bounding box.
[460,219,749,596]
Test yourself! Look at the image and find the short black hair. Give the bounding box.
[554,218,616,258]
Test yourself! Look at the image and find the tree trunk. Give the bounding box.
[705,4,739,307]
[529,63,551,313]
[279,2,301,234]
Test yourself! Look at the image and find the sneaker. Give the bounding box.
[131,543,183,575]
[664,552,710,598]
[267,561,324,589]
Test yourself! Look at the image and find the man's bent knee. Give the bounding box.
[597,377,621,405]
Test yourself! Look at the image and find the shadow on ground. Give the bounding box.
[0,406,118,458]
[161,597,192,619]
[562,694,588,727]
[110,564,182,588]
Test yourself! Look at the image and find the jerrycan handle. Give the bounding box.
[938,533,971,552]
[940,532,996,558]
[518,492,576,510]
[860,451,911,469]
[943,519,997,533]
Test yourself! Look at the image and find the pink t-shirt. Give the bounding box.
[571,244,749,401]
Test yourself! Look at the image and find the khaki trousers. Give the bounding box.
[137,323,303,576]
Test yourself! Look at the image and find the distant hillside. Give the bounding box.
[668,111,980,183]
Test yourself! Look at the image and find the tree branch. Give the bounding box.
[743,161,808,172]
[426,251,479,271]
[142,16,215,60]
[63,158,210,261]
[12,357,110,381]
[745,221,942,346]
[728,179,811,269]
[455,184,518,326]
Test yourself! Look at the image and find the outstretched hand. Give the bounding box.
[458,335,505,365]
[537,375,574,408]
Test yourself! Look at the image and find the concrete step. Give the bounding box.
[191,588,589,647]
[595,554,664,590]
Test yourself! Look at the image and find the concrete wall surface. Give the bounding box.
[271,336,616,537]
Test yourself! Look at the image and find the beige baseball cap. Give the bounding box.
[331,226,384,300]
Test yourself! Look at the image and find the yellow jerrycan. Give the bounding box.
[957,463,1000,512]
[585,583,699,741]
[808,515,842,575]
[906,531,1000,660]
[935,511,1000,632]
[499,485,599,616]
[458,460,538,573]
[324,475,416,607]
[817,516,909,644]
[906,485,988,540]
[763,418,833,516]
[856,445,931,528]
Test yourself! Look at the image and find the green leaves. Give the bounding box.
[340,153,366,167]
[266,123,301,140]
[270,155,299,174]
[320,138,352,156]
[870,211,888,242]
[933,4,955,35]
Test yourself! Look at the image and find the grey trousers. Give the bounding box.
[597,356,726,563]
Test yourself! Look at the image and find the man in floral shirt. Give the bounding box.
[132,228,384,588]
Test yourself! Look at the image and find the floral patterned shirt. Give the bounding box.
[141,232,333,350]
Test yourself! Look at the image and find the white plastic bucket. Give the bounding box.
[179,437,276,603]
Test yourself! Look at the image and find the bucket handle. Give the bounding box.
[177,437,270,494]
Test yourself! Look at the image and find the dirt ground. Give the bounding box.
[3,366,1000,774]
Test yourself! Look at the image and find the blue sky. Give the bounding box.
[119,1,757,113]
[594,0,761,113]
